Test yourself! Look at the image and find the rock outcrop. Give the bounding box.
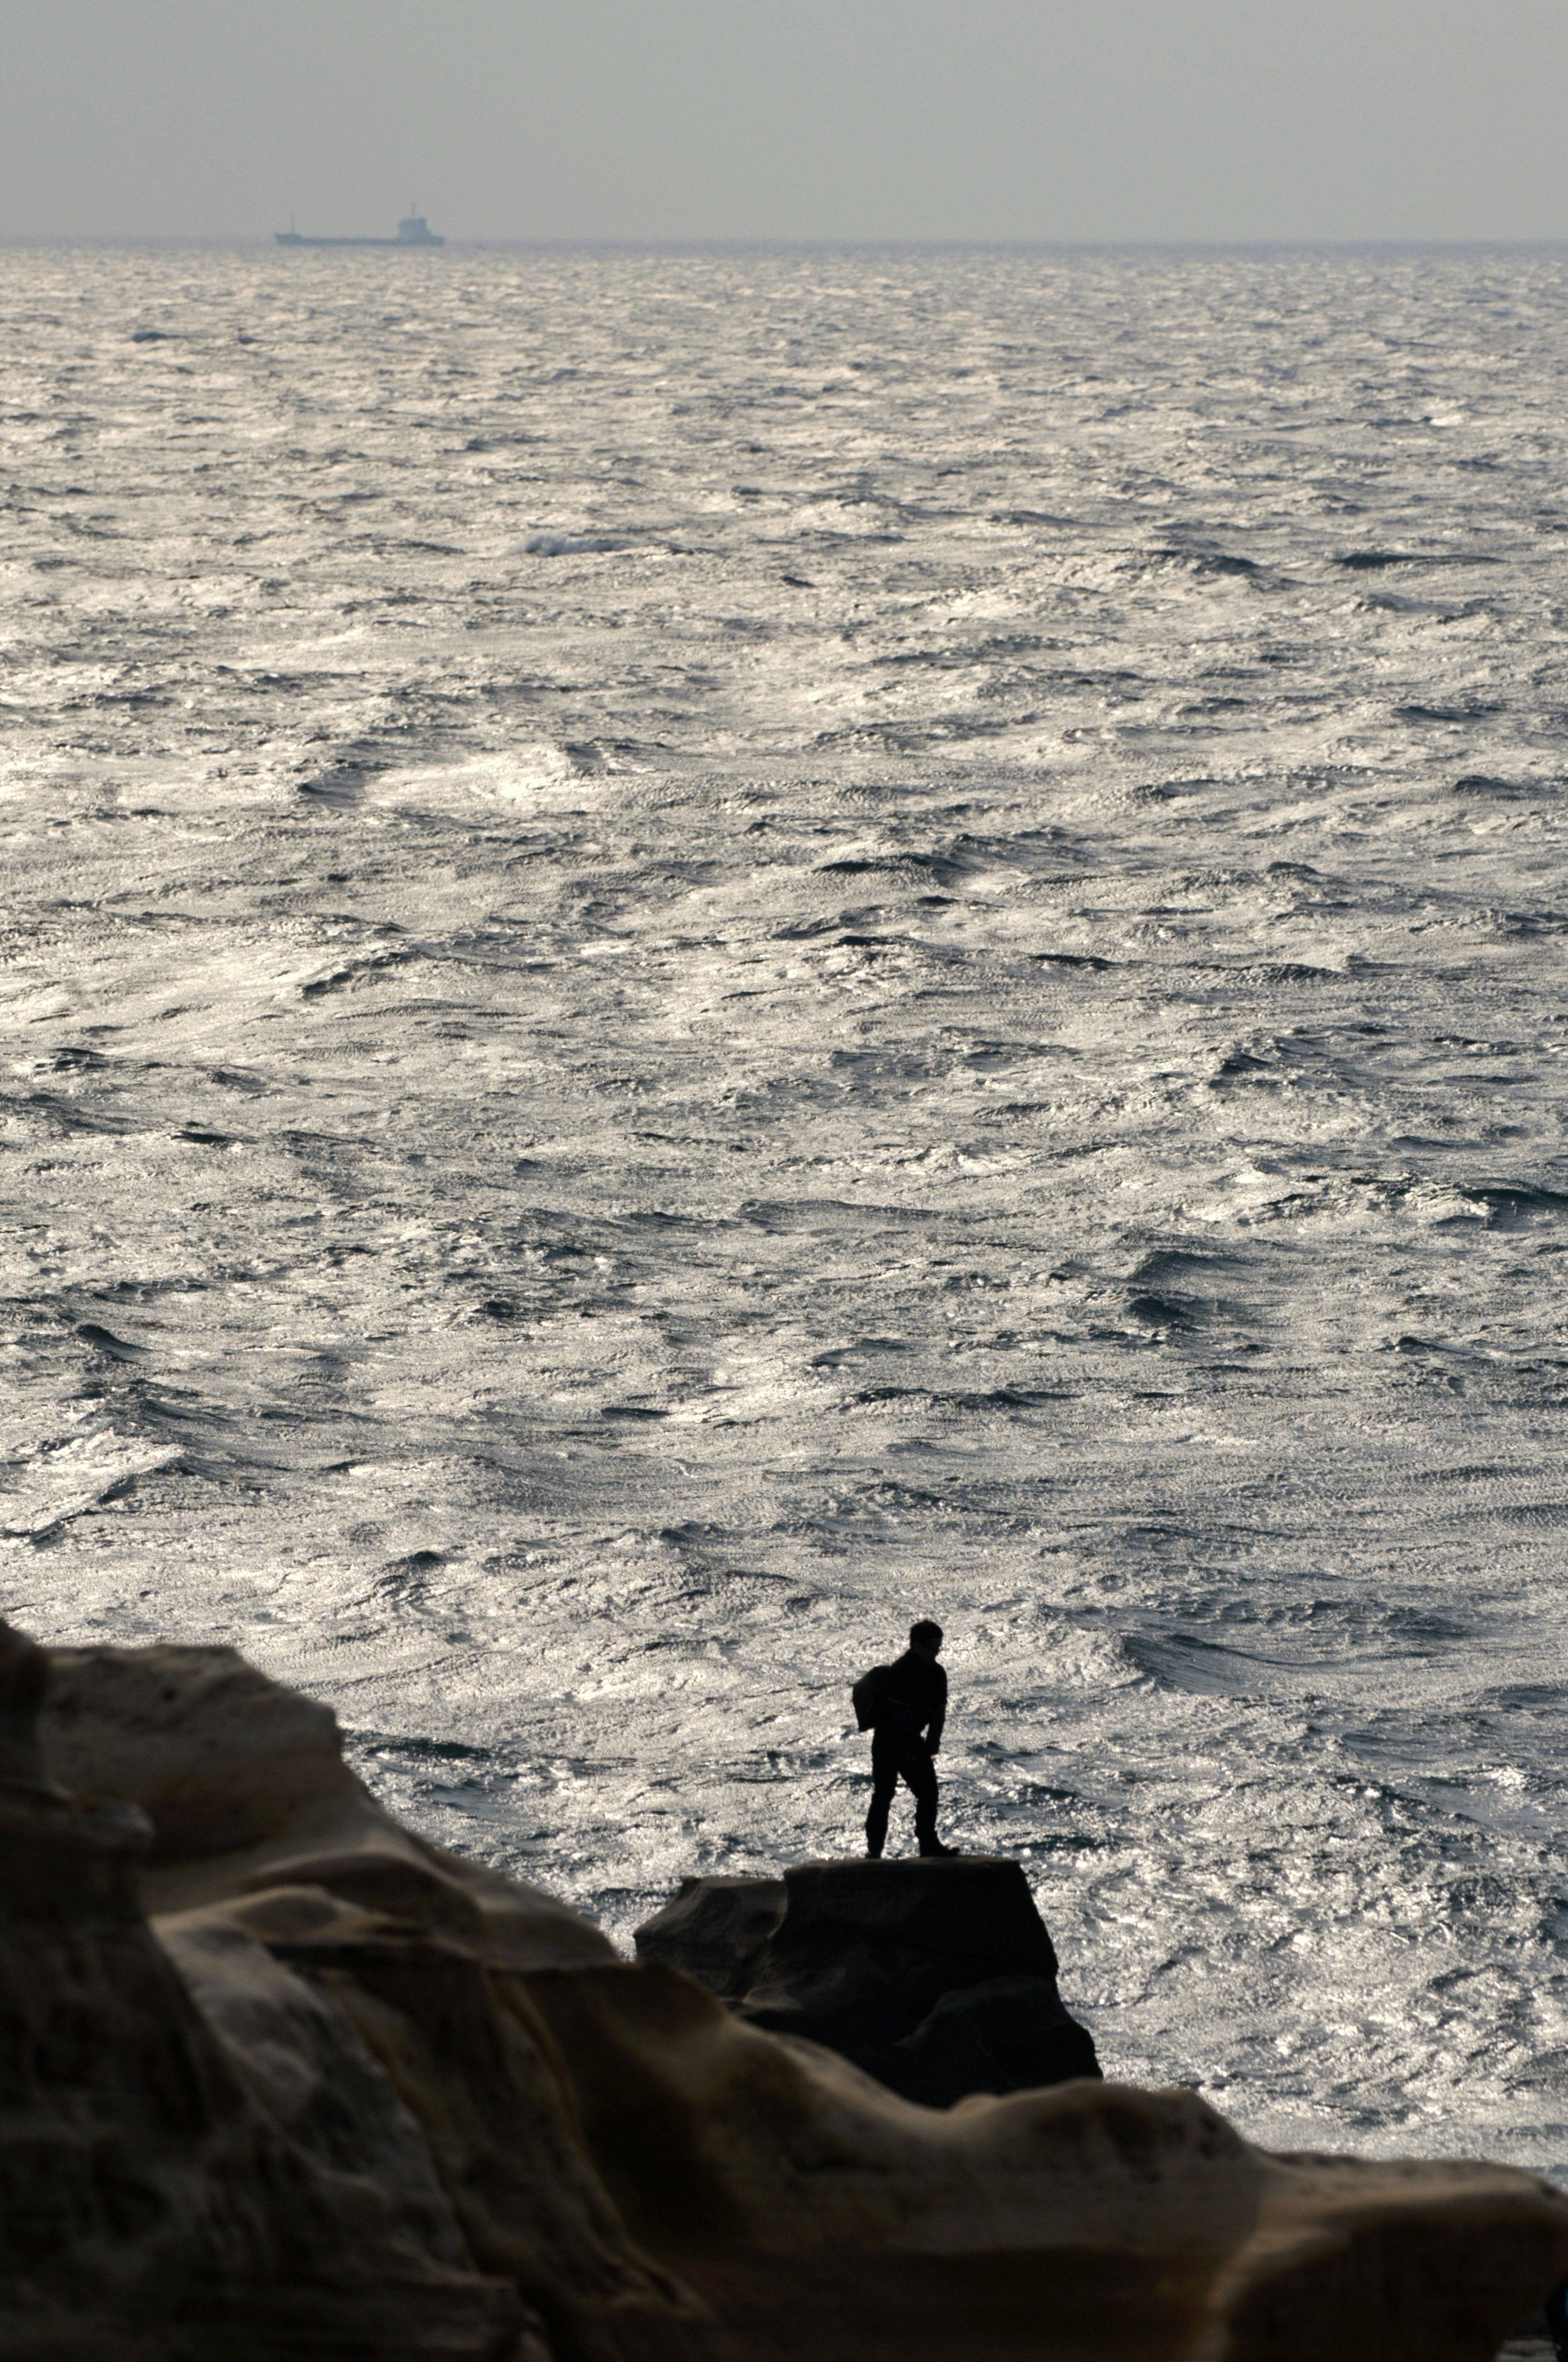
[41,1637,610,1967]
[523,1959,1568,2362]
[5,1616,1568,2362]
[0,1625,527,2361]
[633,1871,788,2000]
[634,1857,1100,2104]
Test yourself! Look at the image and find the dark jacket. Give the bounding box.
[875,1649,947,1756]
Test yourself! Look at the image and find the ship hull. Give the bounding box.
[274,232,443,248]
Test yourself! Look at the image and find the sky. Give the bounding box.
[0,0,1565,245]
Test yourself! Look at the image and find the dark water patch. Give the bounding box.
[877,649,981,670]
[614,1209,725,1236]
[1149,547,1263,578]
[1396,702,1503,725]
[846,1481,949,1513]
[1453,775,1559,799]
[1338,550,1497,570]
[1411,1462,1528,1485]
[1130,1250,1238,1287]
[957,1039,1073,1072]
[601,1404,669,1420]
[1460,1183,1568,1229]
[829,1048,931,1084]
[356,1731,498,1764]
[12,1086,133,1133]
[772,908,887,941]
[674,1567,797,1599]
[298,767,369,807]
[1121,1631,1274,1696]
[849,1382,1067,1412]
[140,1396,210,1425]
[1375,1605,1476,1646]
[945,1386,1071,1410]
[1127,1292,1201,1329]
[1005,1823,1104,1855]
[75,1322,145,1361]
[374,1550,450,1597]
[299,948,419,998]
[1492,911,1568,940]
[811,1339,915,1369]
[1481,1684,1568,1713]
[1184,960,1342,984]
[814,849,967,883]
[1214,1048,1274,1081]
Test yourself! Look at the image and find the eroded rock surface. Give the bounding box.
[523,1958,1568,2362]
[0,1626,528,2362]
[6,1618,1568,2362]
[635,1856,1100,2103]
[41,1638,610,1968]
[633,1872,788,2000]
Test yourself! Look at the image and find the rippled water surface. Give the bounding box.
[5,239,1568,2172]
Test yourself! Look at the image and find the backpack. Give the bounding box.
[851,1664,893,1732]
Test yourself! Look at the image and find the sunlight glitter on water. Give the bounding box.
[4,237,1568,2173]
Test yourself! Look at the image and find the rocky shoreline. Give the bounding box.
[4,1618,1566,2361]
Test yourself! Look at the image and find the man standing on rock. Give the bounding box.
[860,1619,955,1859]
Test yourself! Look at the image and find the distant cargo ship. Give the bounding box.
[274,214,444,249]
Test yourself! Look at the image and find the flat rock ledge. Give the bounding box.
[633,1857,1102,2105]
[4,1617,1568,2362]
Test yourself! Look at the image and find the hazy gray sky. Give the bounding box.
[1,0,1564,243]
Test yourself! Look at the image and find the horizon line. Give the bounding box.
[6,230,1568,253]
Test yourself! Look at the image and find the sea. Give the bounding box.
[4,237,1568,2177]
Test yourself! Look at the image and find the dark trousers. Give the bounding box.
[866,1733,940,1856]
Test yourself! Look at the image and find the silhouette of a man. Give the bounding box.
[866,1619,954,1858]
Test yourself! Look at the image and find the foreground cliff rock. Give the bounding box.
[4,1620,1568,2361]
[634,1857,1100,2103]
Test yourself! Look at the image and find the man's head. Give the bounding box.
[909,1619,943,1659]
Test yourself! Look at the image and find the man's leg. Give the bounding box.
[907,1748,942,1855]
[866,1743,898,1856]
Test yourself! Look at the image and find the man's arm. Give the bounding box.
[926,1665,947,1755]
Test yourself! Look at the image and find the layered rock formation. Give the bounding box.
[634,1857,1101,2103]
[4,1616,1568,2362]
[40,1636,609,1966]
[0,1628,527,2360]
